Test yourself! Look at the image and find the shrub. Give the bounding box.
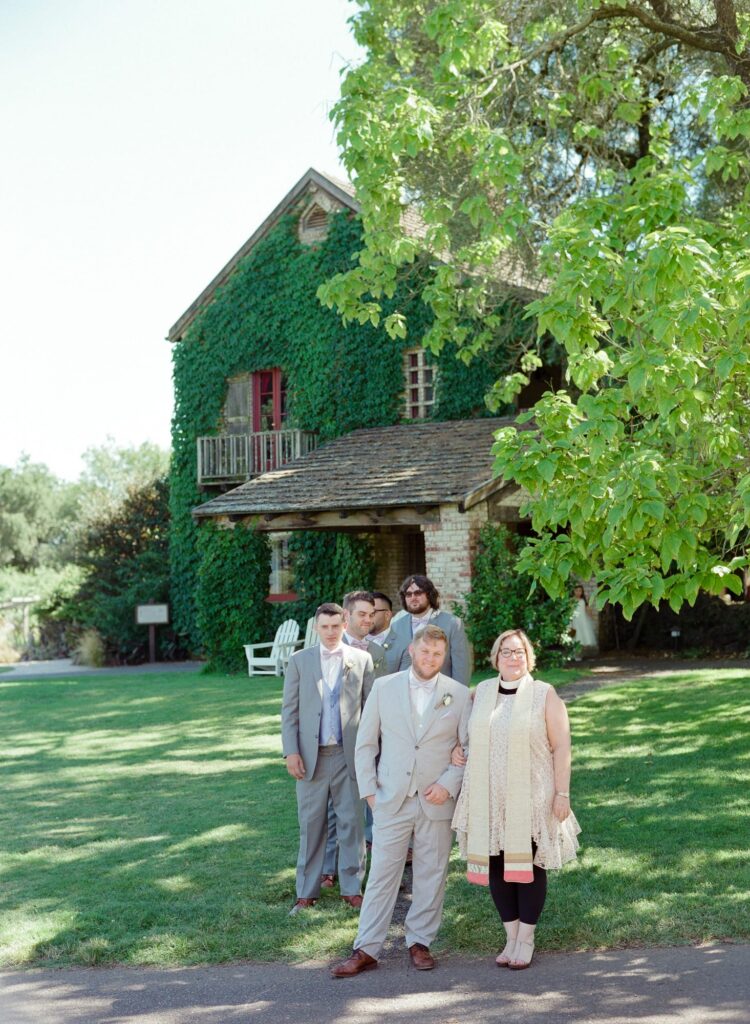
[73,629,106,668]
[459,524,575,669]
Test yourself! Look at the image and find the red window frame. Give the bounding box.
[252,368,287,432]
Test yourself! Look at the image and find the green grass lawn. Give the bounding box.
[0,664,747,967]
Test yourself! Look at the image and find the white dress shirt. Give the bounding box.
[410,609,435,636]
[321,645,345,690]
[409,669,438,718]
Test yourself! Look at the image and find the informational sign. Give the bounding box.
[136,604,169,625]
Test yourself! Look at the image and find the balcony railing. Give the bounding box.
[197,429,317,485]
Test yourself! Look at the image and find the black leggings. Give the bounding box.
[488,846,547,926]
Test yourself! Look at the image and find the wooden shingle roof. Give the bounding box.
[193,418,522,522]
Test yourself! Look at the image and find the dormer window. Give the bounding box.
[298,202,329,245]
[403,348,435,419]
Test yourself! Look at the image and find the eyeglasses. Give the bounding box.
[404,588,426,597]
[499,648,526,659]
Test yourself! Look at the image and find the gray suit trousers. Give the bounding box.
[295,745,364,898]
[354,794,453,958]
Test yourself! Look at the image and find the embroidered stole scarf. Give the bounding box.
[466,672,535,885]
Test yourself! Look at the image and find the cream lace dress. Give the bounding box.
[452,678,581,869]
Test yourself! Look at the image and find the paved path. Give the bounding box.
[559,656,750,701]
[0,658,204,681]
[1,944,749,1023]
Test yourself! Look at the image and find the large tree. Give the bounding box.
[322,0,750,616]
[0,456,70,569]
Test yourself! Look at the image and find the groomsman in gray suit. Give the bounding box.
[367,591,410,674]
[342,591,388,678]
[393,574,471,685]
[331,625,471,976]
[282,603,374,915]
[321,591,390,886]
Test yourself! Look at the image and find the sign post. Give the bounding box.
[136,604,170,663]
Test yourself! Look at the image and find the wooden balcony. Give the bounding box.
[197,429,317,486]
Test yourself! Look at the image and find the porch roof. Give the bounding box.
[193,418,526,526]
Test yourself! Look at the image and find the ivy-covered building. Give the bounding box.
[168,168,552,668]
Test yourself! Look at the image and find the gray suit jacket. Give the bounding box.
[281,645,374,781]
[393,610,471,685]
[344,636,389,679]
[376,628,411,675]
[355,670,471,821]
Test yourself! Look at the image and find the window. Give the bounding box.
[298,202,330,245]
[403,348,435,419]
[222,374,251,434]
[268,533,296,600]
[252,368,287,432]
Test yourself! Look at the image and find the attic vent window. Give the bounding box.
[403,348,435,420]
[299,203,329,244]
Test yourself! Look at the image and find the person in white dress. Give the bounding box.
[570,584,597,650]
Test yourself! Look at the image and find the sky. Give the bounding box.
[0,0,360,480]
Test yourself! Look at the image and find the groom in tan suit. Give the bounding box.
[331,624,471,976]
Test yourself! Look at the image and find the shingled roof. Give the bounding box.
[194,418,522,522]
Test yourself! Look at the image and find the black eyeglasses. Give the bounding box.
[404,588,426,597]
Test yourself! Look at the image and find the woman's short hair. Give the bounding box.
[490,629,536,672]
[398,574,440,611]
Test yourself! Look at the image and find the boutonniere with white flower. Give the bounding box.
[382,641,391,650]
[434,693,453,711]
[344,660,355,673]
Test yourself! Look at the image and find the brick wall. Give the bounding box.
[422,501,489,610]
[371,531,419,605]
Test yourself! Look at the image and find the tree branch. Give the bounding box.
[499,3,745,79]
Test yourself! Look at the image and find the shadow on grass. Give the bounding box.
[1,669,749,966]
[442,669,750,954]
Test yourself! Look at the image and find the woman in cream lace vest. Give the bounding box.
[452,628,580,970]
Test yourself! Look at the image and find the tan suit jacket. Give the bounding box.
[355,670,471,821]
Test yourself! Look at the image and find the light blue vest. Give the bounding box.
[319,661,344,745]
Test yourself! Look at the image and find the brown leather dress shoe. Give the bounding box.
[320,874,336,889]
[330,948,378,978]
[288,898,317,917]
[341,894,364,909]
[409,943,436,970]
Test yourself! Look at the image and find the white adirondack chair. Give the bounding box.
[290,616,319,656]
[303,616,319,648]
[244,619,300,677]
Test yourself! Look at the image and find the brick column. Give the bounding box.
[422,502,488,611]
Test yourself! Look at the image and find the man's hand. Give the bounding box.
[366,795,376,810]
[450,743,467,767]
[285,754,305,780]
[423,782,450,805]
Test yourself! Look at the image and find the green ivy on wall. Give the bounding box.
[280,532,377,628]
[195,521,271,673]
[170,205,526,659]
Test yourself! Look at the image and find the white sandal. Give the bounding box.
[495,929,518,966]
[495,938,517,967]
[508,939,535,970]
